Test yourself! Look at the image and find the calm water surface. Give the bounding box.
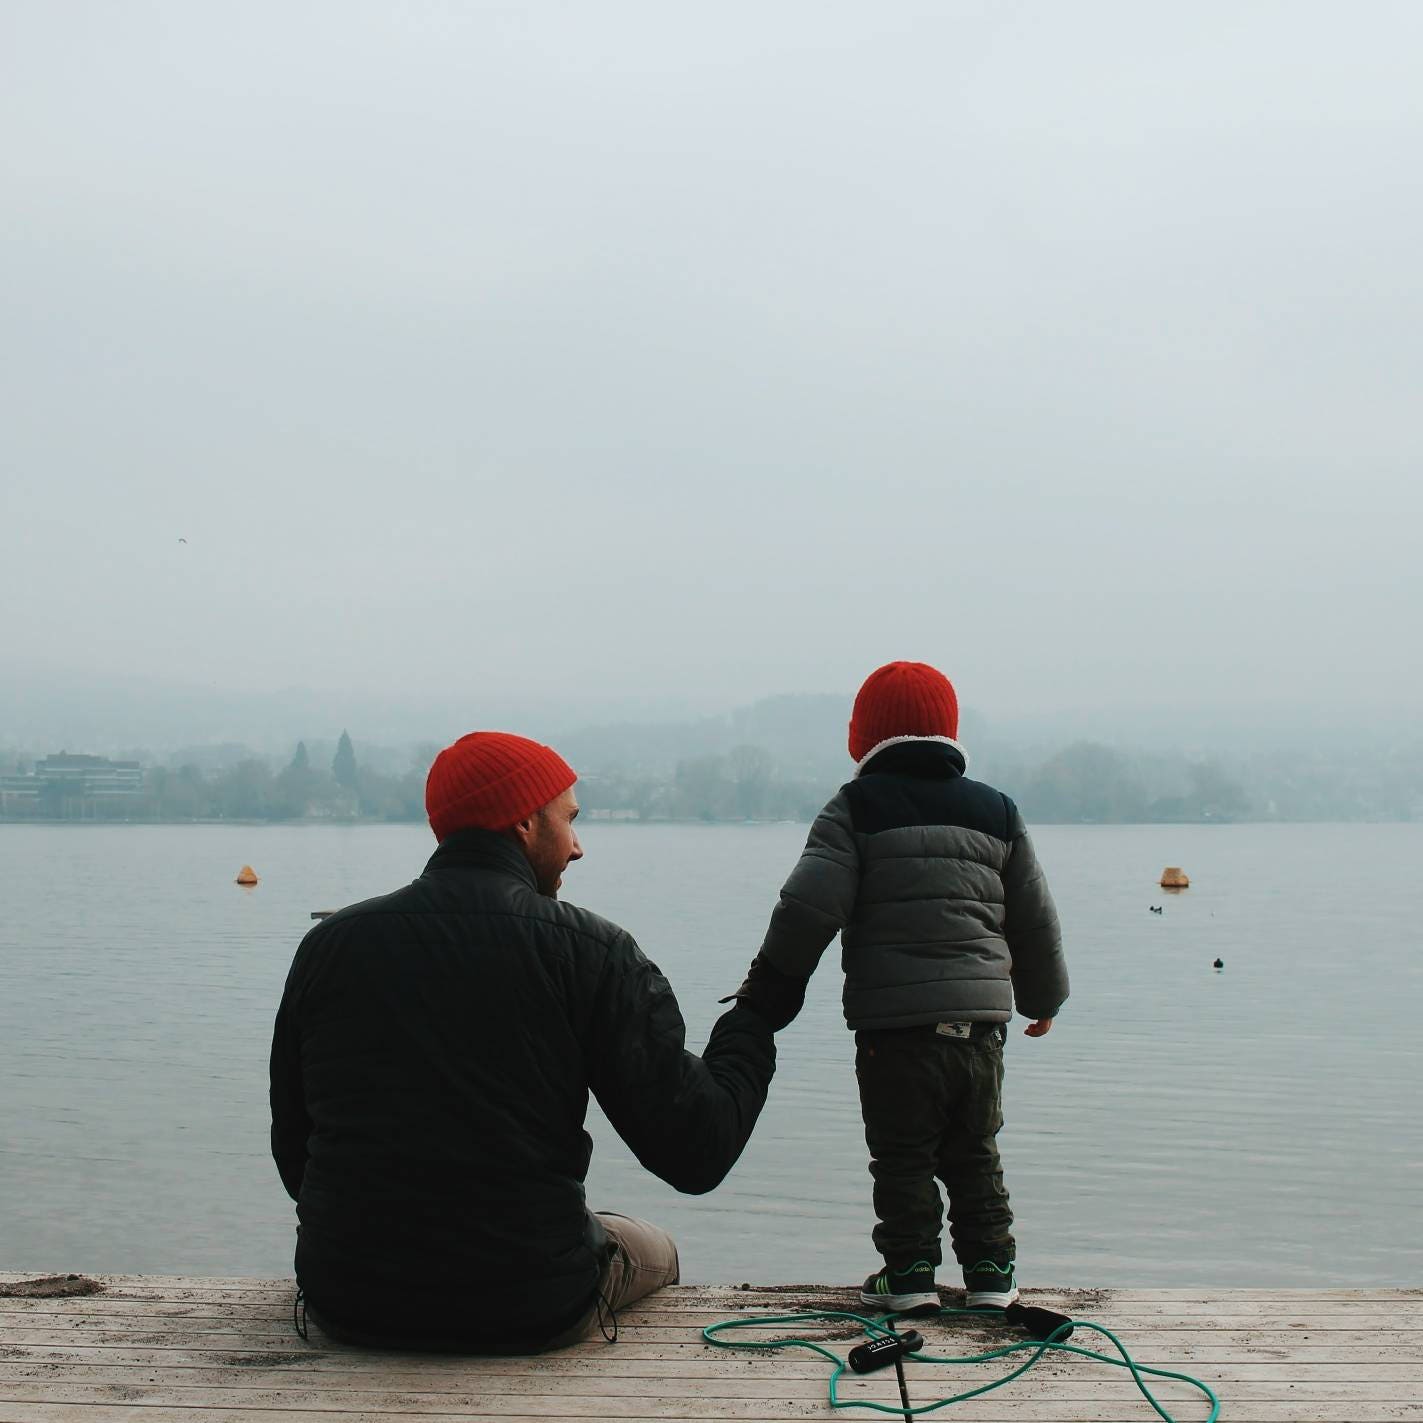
[1,821,1418,1286]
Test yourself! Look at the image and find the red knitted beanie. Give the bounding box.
[848,661,960,763]
[425,732,577,840]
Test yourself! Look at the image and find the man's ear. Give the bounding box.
[507,814,536,846]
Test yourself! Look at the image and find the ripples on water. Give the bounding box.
[1,821,1418,1286]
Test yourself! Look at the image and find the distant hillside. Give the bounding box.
[558,693,993,782]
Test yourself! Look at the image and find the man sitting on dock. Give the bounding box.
[269,731,782,1352]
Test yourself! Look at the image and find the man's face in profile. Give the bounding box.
[522,788,583,897]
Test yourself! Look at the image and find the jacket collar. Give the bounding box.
[425,827,538,889]
[854,736,969,780]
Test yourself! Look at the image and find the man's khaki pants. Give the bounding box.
[541,1212,680,1349]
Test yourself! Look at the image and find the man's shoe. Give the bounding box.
[859,1259,939,1312]
[963,1259,1018,1308]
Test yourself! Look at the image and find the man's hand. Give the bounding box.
[720,953,808,1033]
[1024,1018,1053,1038]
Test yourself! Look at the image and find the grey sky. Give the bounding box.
[4,1,1421,742]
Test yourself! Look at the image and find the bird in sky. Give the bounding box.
[178,537,188,544]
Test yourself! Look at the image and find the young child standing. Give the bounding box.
[729,661,1068,1311]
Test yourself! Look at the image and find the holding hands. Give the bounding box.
[722,953,808,1033]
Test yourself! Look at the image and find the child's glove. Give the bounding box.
[720,952,808,1032]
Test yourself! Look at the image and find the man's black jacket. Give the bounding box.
[269,830,775,1348]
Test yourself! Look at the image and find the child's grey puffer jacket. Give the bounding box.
[759,738,1068,1031]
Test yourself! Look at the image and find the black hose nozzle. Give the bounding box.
[1003,1302,1074,1341]
[848,1329,924,1374]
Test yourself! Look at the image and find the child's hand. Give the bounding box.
[1024,1018,1053,1037]
[719,952,808,1032]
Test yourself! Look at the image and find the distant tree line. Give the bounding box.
[143,732,429,822]
[578,745,832,822]
[1004,740,1423,824]
[1014,743,1252,823]
[575,742,1260,824]
[579,739,1423,824]
[3,730,1421,824]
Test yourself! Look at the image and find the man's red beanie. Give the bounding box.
[848,661,960,763]
[425,732,577,841]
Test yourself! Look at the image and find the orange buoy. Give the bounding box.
[235,864,259,885]
[1160,866,1190,889]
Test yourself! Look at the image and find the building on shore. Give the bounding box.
[0,753,144,819]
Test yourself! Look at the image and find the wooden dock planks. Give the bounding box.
[2,1274,1419,1422]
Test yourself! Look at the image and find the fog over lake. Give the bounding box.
[4,1,1423,752]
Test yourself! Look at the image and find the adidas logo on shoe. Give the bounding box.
[859,1259,940,1313]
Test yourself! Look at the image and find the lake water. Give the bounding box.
[1,820,1419,1288]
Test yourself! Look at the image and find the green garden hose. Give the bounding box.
[702,1305,1220,1421]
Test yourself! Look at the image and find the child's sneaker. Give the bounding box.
[963,1259,1018,1308]
[859,1259,940,1312]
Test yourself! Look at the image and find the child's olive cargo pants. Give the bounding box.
[855,1021,1015,1270]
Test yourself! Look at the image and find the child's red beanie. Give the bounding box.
[848,661,960,763]
[425,732,577,840]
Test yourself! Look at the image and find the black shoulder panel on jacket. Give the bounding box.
[845,771,1014,842]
